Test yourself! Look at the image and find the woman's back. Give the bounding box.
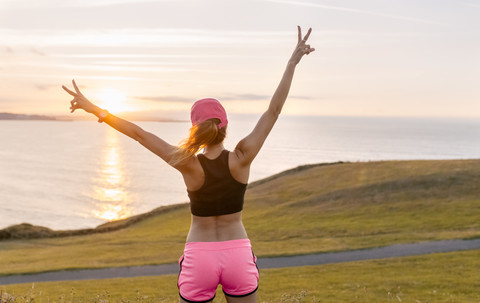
[187,212,247,242]
[180,144,251,242]
[180,145,250,191]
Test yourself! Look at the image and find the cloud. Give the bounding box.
[0,28,289,48]
[135,93,311,103]
[222,93,311,101]
[134,96,194,103]
[221,94,270,101]
[30,48,46,56]
[35,84,59,91]
[264,0,447,26]
[0,0,174,9]
[65,0,175,8]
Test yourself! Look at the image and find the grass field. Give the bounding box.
[1,159,480,275]
[2,249,479,302]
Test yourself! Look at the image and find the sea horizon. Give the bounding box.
[1,115,480,230]
[2,110,480,122]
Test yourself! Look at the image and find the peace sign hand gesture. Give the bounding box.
[289,26,315,65]
[62,80,97,114]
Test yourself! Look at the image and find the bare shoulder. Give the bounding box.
[177,155,206,191]
[231,143,251,166]
[229,149,250,184]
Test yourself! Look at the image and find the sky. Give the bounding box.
[0,0,479,118]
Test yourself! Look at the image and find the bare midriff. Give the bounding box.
[186,211,248,242]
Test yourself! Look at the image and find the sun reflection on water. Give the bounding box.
[92,129,132,221]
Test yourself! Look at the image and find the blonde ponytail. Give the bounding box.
[169,118,226,167]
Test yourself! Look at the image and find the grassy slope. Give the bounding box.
[2,249,479,302]
[245,159,480,256]
[0,159,479,275]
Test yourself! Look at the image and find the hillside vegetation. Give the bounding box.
[2,249,480,302]
[0,159,479,275]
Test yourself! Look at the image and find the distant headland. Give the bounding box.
[0,112,57,120]
[0,112,187,122]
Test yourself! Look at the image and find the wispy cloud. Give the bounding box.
[30,48,46,56]
[221,93,311,101]
[0,0,175,9]
[134,96,194,103]
[264,0,447,26]
[35,84,57,91]
[55,54,235,59]
[0,28,290,48]
[135,93,312,103]
[65,0,175,8]
[221,94,271,101]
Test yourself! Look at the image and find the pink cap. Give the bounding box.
[190,98,228,129]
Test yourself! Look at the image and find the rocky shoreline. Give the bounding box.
[0,203,188,241]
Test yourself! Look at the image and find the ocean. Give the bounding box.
[1,115,479,230]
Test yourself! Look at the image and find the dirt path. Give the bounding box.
[1,238,479,285]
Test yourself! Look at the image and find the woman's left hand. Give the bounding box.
[289,26,315,66]
[62,80,97,114]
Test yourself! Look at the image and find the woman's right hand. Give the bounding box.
[62,80,97,114]
[288,26,315,66]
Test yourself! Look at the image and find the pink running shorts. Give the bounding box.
[177,239,259,302]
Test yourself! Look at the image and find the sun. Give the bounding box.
[95,88,131,113]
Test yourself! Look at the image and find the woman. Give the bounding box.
[63,26,314,303]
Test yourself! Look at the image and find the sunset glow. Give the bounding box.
[0,1,478,118]
[94,88,131,114]
[92,129,132,222]
[93,203,130,221]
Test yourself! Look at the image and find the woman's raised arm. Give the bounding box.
[234,26,315,165]
[62,80,177,164]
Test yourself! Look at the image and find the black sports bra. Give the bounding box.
[187,150,247,217]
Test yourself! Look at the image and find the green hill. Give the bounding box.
[0,159,479,276]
